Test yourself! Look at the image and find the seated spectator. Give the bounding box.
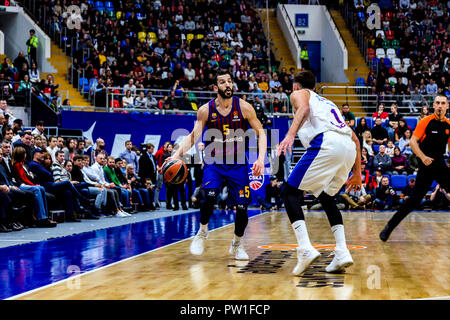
[374,145,393,175]
[122,90,135,108]
[29,63,40,84]
[395,118,411,142]
[355,118,370,142]
[399,177,426,207]
[429,184,450,210]
[340,103,356,130]
[103,156,132,210]
[386,103,402,141]
[146,91,158,109]
[373,176,397,210]
[340,185,372,209]
[257,177,283,210]
[372,104,389,124]
[418,105,430,121]
[88,154,130,217]
[126,163,155,211]
[360,160,370,189]
[362,130,374,156]
[11,147,56,227]
[371,117,389,145]
[135,91,148,109]
[385,140,395,157]
[399,128,413,156]
[391,147,408,175]
[12,131,33,163]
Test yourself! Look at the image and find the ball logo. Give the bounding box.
[249,170,264,191]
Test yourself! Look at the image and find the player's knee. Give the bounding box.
[282,183,303,201]
[205,188,219,205]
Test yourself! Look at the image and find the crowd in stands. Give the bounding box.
[0,111,211,233]
[36,0,294,111]
[0,51,68,109]
[336,101,450,210]
[347,0,450,112]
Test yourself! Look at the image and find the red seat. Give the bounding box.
[386,30,395,41]
[367,48,375,60]
[388,67,396,76]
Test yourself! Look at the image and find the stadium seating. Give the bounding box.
[391,175,407,191]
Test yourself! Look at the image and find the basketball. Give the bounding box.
[162,159,188,184]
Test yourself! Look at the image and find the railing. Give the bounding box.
[279,3,302,69]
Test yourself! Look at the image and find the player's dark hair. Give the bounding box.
[213,69,233,86]
[293,70,315,90]
[435,93,448,100]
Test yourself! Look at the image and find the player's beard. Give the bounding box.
[218,87,233,99]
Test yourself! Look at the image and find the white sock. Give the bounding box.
[331,224,347,251]
[292,220,314,250]
[233,235,242,244]
[200,223,208,233]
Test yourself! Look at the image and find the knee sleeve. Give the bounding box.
[234,204,248,237]
[200,188,219,225]
[282,183,305,223]
[318,192,343,227]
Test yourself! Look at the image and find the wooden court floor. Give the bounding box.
[16,210,450,300]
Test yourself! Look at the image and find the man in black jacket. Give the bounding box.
[138,143,157,185]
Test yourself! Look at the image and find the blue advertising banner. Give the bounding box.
[60,111,291,205]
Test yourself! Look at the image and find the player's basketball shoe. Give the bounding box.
[379,224,393,242]
[190,230,208,255]
[292,247,321,275]
[325,248,353,273]
[229,240,249,260]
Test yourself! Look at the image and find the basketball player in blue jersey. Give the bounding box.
[277,70,362,275]
[167,70,267,260]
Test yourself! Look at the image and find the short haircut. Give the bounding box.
[435,93,448,100]
[36,120,45,126]
[409,177,416,183]
[107,156,115,161]
[82,155,90,160]
[125,140,132,145]
[21,130,32,137]
[73,155,84,162]
[147,143,154,149]
[115,157,123,163]
[293,70,315,90]
[213,69,233,86]
[55,150,65,157]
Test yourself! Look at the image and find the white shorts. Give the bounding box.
[288,131,356,197]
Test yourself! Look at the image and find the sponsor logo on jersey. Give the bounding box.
[249,170,264,190]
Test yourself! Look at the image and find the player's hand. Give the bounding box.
[276,134,295,157]
[251,159,264,176]
[420,155,434,166]
[345,173,362,193]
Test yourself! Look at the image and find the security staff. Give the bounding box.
[26,29,38,67]
[300,44,310,70]
[380,94,450,241]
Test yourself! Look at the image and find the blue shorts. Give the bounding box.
[202,164,251,206]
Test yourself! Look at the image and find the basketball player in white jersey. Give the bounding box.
[277,70,362,275]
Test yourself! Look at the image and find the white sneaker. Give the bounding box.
[325,248,353,273]
[120,210,132,216]
[229,240,249,260]
[292,247,321,275]
[116,211,128,217]
[190,230,208,255]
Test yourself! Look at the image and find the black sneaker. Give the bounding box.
[36,219,57,228]
[379,225,393,242]
[0,223,12,232]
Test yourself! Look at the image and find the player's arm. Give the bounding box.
[277,90,310,156]
[172,104,208,160]
[345,130,362,192]
[241,100,266,176]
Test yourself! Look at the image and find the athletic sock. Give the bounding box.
[200,223,208,233]
[233,235,242,244]
[292,220,314,250]
[331,224,347,251]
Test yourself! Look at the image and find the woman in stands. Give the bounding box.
[11,147,56,227]
[355,118,371,142]
[362,130,374,156]
[391,147,408,176]
[29,63,40,84]
[418,105,429,120]
[394,118,411,141]
[122,90,135,108]
[398,128,413,156]
[361,147,374,173]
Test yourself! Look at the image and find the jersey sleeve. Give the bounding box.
[412,116,433,141]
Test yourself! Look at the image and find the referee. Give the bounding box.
[380,94,450,241]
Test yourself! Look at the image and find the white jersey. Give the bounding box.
[297,90,353,148]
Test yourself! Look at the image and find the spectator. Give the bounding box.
[399,177,426,207]
[62,138,77,162]
[361,147,374,173]
[355,118,371,141]
[126,163,155,211]
[29,63,40,84]
[257,177,283,210]
[386,103,402,141]
[122,90,135,108]
[340,184,372,209]
[46,136,58,162]
[385,140,395,157]
[399,128,413,156]
[341,103,356,130]
[31,120,45,137]
[103,156,132,210]
[374,176,397,210]
[426,79,438,95]
[394,118,411,142]
[374,145,393,175]
[418,105,430,121]
[146,91,158,109]
[429,184,450,210]
[12,131,33,164]
[391,147,408,175]
[371,117,389,145]
[362,130,375,156]
[118,140,139,173]
[372,104,389,124]
[11,147,56,227]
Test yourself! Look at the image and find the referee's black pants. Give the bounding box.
[386,158,450,230]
